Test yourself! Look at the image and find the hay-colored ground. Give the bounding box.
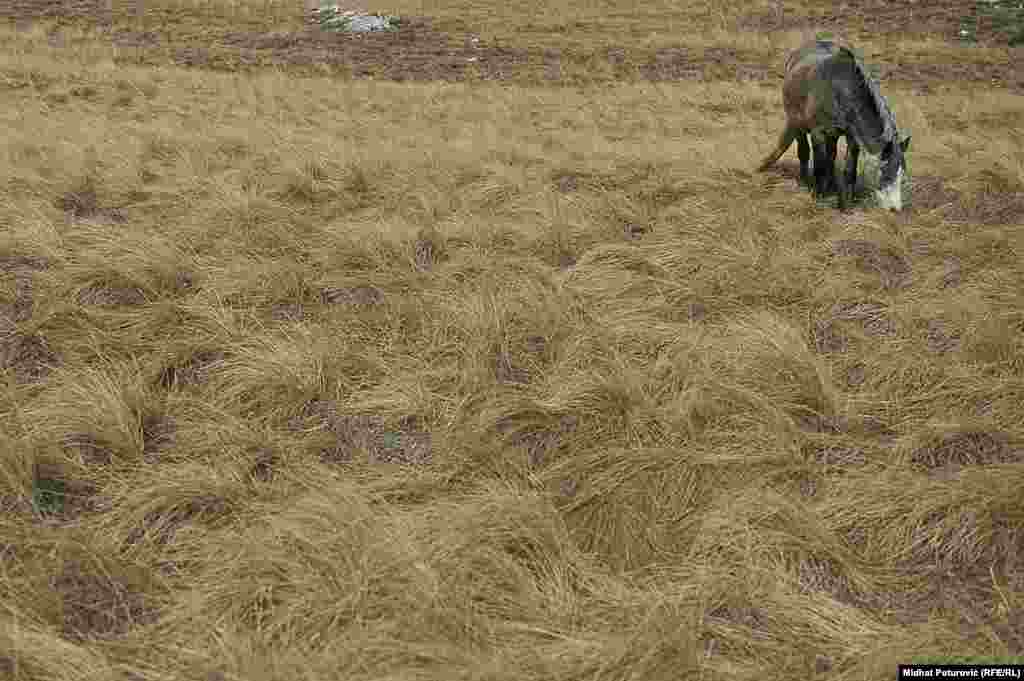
[1,1,1023,680]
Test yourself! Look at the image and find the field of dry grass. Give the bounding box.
[1,0,1023,679]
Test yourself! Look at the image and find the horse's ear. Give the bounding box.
[900,136,911,153]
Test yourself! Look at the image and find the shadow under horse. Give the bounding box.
[757,40,911,211]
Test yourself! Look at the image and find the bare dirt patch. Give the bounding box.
[813,300,900,354]
[945,188,1024,227]
[320,285,385,306]
[56,556,161,641]
[908,428,1021,470]
[297,400,433,466]
[831,240,913,290]
[0,332,58,382]
[0,257,41,329]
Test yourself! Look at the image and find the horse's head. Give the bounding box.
[876,135,911,211]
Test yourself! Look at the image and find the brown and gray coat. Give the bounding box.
[758,40,910,211]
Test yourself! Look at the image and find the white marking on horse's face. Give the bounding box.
[875,167,904,211]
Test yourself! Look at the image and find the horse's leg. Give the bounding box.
[844,137,860,207]
[834,136,848,211]
[825,134,840,196]
[797,132,811,188]
[811,131,830,199]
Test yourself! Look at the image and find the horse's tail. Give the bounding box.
[757,125,799,171]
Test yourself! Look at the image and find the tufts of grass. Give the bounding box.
[1,4,1022,680]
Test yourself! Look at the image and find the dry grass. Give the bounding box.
[1,1,1023,679]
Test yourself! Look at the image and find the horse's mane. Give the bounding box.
[837,44,898,146]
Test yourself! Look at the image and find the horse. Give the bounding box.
[757,39,911,211]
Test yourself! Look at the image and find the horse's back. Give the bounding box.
[782,41,843,129]
[784,39,841,75]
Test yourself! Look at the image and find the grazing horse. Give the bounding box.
[757,40,911,211]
